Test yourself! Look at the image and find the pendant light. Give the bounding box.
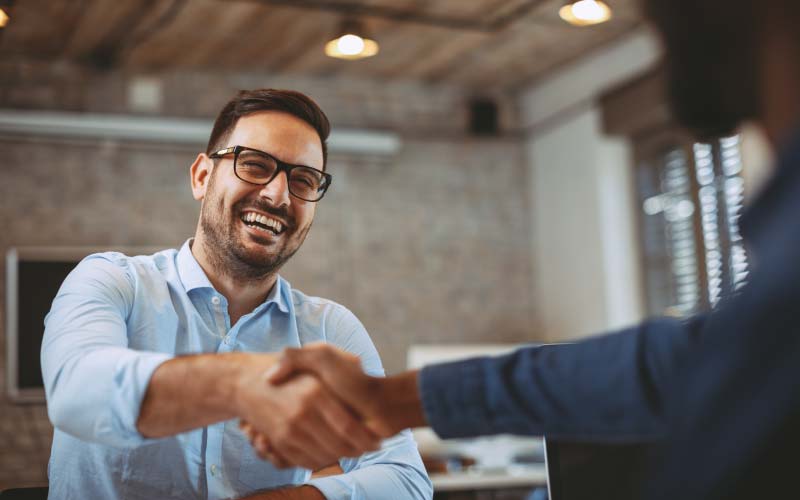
[0,1,11,29]
[559,0,612,26]
[325,19,379,60]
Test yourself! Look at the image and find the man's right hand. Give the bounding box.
[234,355,381,470]
[266,344,428,441]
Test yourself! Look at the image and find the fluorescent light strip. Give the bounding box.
[0,110,401,155]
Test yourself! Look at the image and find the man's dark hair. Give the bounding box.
[642,0,762,138]
[206,89,331,168]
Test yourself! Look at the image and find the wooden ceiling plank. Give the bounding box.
[126,0,223,70]
[178,3,274,68]
[1,0,111,60]
[402,31,490,81]
[222,8,326,70]
[449,24,572,87]
[60,0,144,60]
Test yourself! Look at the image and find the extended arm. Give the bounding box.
[239,485,325,499]
[136,352,272,437]
[420,316,706,440]
[270,315,707,442]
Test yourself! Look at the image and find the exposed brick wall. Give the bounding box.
[0,65,538,489]
[0,60,519,135]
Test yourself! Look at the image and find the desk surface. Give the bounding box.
[430,465,548,492]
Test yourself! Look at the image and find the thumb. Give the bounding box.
[266,348,305,384]
[265,360,293,384]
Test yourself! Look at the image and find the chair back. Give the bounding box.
[0,487,49,500]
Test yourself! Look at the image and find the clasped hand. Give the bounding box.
[234,344,398,470]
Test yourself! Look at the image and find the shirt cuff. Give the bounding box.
[419,357,493,439]
[109,351,174,445]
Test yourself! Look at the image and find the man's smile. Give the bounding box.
[240,210,287,236]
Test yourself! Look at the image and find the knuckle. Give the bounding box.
[306,382,324,399]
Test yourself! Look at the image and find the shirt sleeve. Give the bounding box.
[41,254,173,448]
[419,315,708,441]
[305,306,433,500]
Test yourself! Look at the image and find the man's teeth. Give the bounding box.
[242,212,283,233]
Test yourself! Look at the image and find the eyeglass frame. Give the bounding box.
[208,145,333,202]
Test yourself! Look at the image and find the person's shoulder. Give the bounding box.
[285,281,365,335]
[285,281,383,374]
[288,284,354,318]
[77,248,178,284]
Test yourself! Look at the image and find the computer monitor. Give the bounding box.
[4,246,163,402]
[544,438,657,500]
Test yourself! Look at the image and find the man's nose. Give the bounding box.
[259,171,291,207]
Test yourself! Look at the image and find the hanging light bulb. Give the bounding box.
[336,34,365,56]
[0,7,9,28]
[325,19,379,60]
[559,0,612,26]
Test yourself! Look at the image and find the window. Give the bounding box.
[636,134,748,316]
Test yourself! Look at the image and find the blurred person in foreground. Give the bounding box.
[41,89,431,500]
[255,0,800,497]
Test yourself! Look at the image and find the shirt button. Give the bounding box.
[211,296,221,305]
[223,335,231,345]
[210,464,217,476]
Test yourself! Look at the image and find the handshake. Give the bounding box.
[233,344,426,470]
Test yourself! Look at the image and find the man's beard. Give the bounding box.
[199,180,309,284]
[643,0,761,139]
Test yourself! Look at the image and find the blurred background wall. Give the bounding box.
[0,0,774,490]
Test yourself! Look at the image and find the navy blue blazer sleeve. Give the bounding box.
[419,315,706,440]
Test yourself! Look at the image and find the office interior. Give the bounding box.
[0,0,774,497]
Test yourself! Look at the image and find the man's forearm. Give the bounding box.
[375,370,428,435]
[137,352,276,438]
[240,485,326,500]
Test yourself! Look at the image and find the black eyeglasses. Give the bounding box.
[209,145,332,202]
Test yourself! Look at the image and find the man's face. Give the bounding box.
[198,111,323,280]
[642,0,760,138]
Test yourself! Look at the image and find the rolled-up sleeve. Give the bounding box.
[308,431,432,500]
[41,254,172,448]
[305,306,433,500]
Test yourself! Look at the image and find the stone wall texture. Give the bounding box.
[0,64,538,489]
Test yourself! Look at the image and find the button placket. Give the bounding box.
[210,294,229,337]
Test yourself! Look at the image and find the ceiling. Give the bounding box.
[0,0,644,90]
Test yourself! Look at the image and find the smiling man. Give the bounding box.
[40,89,432,500]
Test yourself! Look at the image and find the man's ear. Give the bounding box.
[190,153,213,201]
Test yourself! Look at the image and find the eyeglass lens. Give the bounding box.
[235,149,326,200]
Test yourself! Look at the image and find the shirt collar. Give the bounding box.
[267,275,291,314]
[177,238,290,313]
[177,239,214,292]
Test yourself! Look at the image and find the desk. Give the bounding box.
[430,465,547,491]
[430,465,547,500]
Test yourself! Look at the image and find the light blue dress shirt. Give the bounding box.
[41,240,432,500]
